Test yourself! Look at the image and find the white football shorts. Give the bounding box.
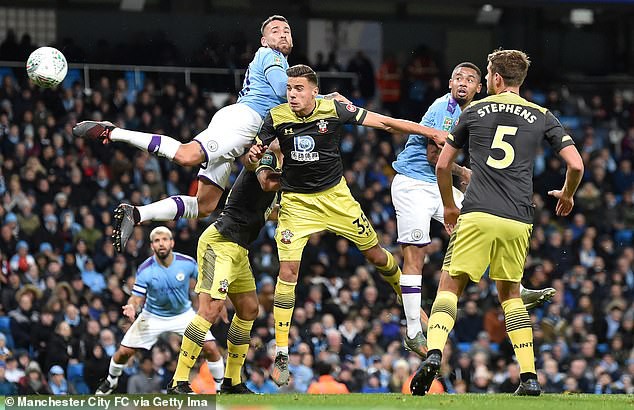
[194,103,263,189]
[391,173,464,245]
[120,308,215,350]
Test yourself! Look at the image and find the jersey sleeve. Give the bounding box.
[132,269,150,297]
[189,260,198,281]
[334,100,367,125]
[257,112,277,146]
[260,49,286,76]
[256,150,279,174]
[447,108,470,149]
[544,111,575,152]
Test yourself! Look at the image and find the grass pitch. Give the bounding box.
[217,393,634,410]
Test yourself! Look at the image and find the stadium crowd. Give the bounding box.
[0,42,633,396]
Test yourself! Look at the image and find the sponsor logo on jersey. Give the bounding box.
[346,103,357,112]
[317,119,328,133]
[280,229,294,244]
[442,116,455,131]
[291,135,319,161]
[284,128,294,135]
[176,272,185,281]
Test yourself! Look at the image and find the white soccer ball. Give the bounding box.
[26,46,68,88]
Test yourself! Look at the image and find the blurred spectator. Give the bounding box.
[245,367,278,394]
[127,356,162,394]
[307,362,349,394]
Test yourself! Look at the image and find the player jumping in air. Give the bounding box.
[74,15,345,253]
[248,64,448,387]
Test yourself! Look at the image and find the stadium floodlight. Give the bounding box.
[570,9,594,26]
[121,0,145,11]
[476,4,502,25]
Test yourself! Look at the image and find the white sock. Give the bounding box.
[207,358,224,392]
[276,346,288,355]
[401,274,423,338]
[107,358,126,385]
[137,195,199,222]
[110,128,181,160]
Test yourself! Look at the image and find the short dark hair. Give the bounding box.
[487,48,531,87]
[452,62,482,82]
[315,361,332,376]
[261,15,289,35]
[286,64,318,86]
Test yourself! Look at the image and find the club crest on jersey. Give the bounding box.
[317,119,328,133]
[280,229,294,244]
[218,279,229,294]
[176,272,185,281]
[345,103,357,112]
[291,135,319,161]
[442,116,455,131]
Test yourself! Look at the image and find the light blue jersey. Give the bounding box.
[392,93,461,182]
[237,47,289,118]
[131,252,197,317]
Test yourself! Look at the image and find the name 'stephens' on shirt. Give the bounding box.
[476,103,537,123]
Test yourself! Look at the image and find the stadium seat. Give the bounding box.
[0,316,14,349]
[62,68,82,89]
[67,362,84,381]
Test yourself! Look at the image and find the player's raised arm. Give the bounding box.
[360,110,447,146]
[256,142,283,192]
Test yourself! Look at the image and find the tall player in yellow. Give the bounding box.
[248,64,447,386]
[410,49,584,396]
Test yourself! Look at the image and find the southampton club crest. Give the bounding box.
[317,119,328,133]
[280,229,294,244]
[218,279,229,294]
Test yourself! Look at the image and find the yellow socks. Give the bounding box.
[226,315,254,386]
[376,248,402,298]
[502,298,536,375]
[173,314,212,384]
[426,291,458,353]
[274,278,296,350]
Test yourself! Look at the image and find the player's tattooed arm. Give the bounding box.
[322,92,352,104]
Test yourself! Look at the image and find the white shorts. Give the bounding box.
[391,173,464,246]
[120,308,215,350]
[194,103,263,188]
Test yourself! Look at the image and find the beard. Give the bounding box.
[155,249,171,260]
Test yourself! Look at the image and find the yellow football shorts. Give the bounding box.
[442,212,532,283]
[276,177,379,261]
[195,224,256,299]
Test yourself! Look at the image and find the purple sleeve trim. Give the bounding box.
[148,135,161,153]
[401,285,422,294]
[194,139,209,169]
[171,196,185,220]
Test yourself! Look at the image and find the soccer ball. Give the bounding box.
[26,47,68,88]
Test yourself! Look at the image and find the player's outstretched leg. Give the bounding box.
[271,263,298,387]
[112,204,137,253]
[73,120,115,142]
[520,284,556,310]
